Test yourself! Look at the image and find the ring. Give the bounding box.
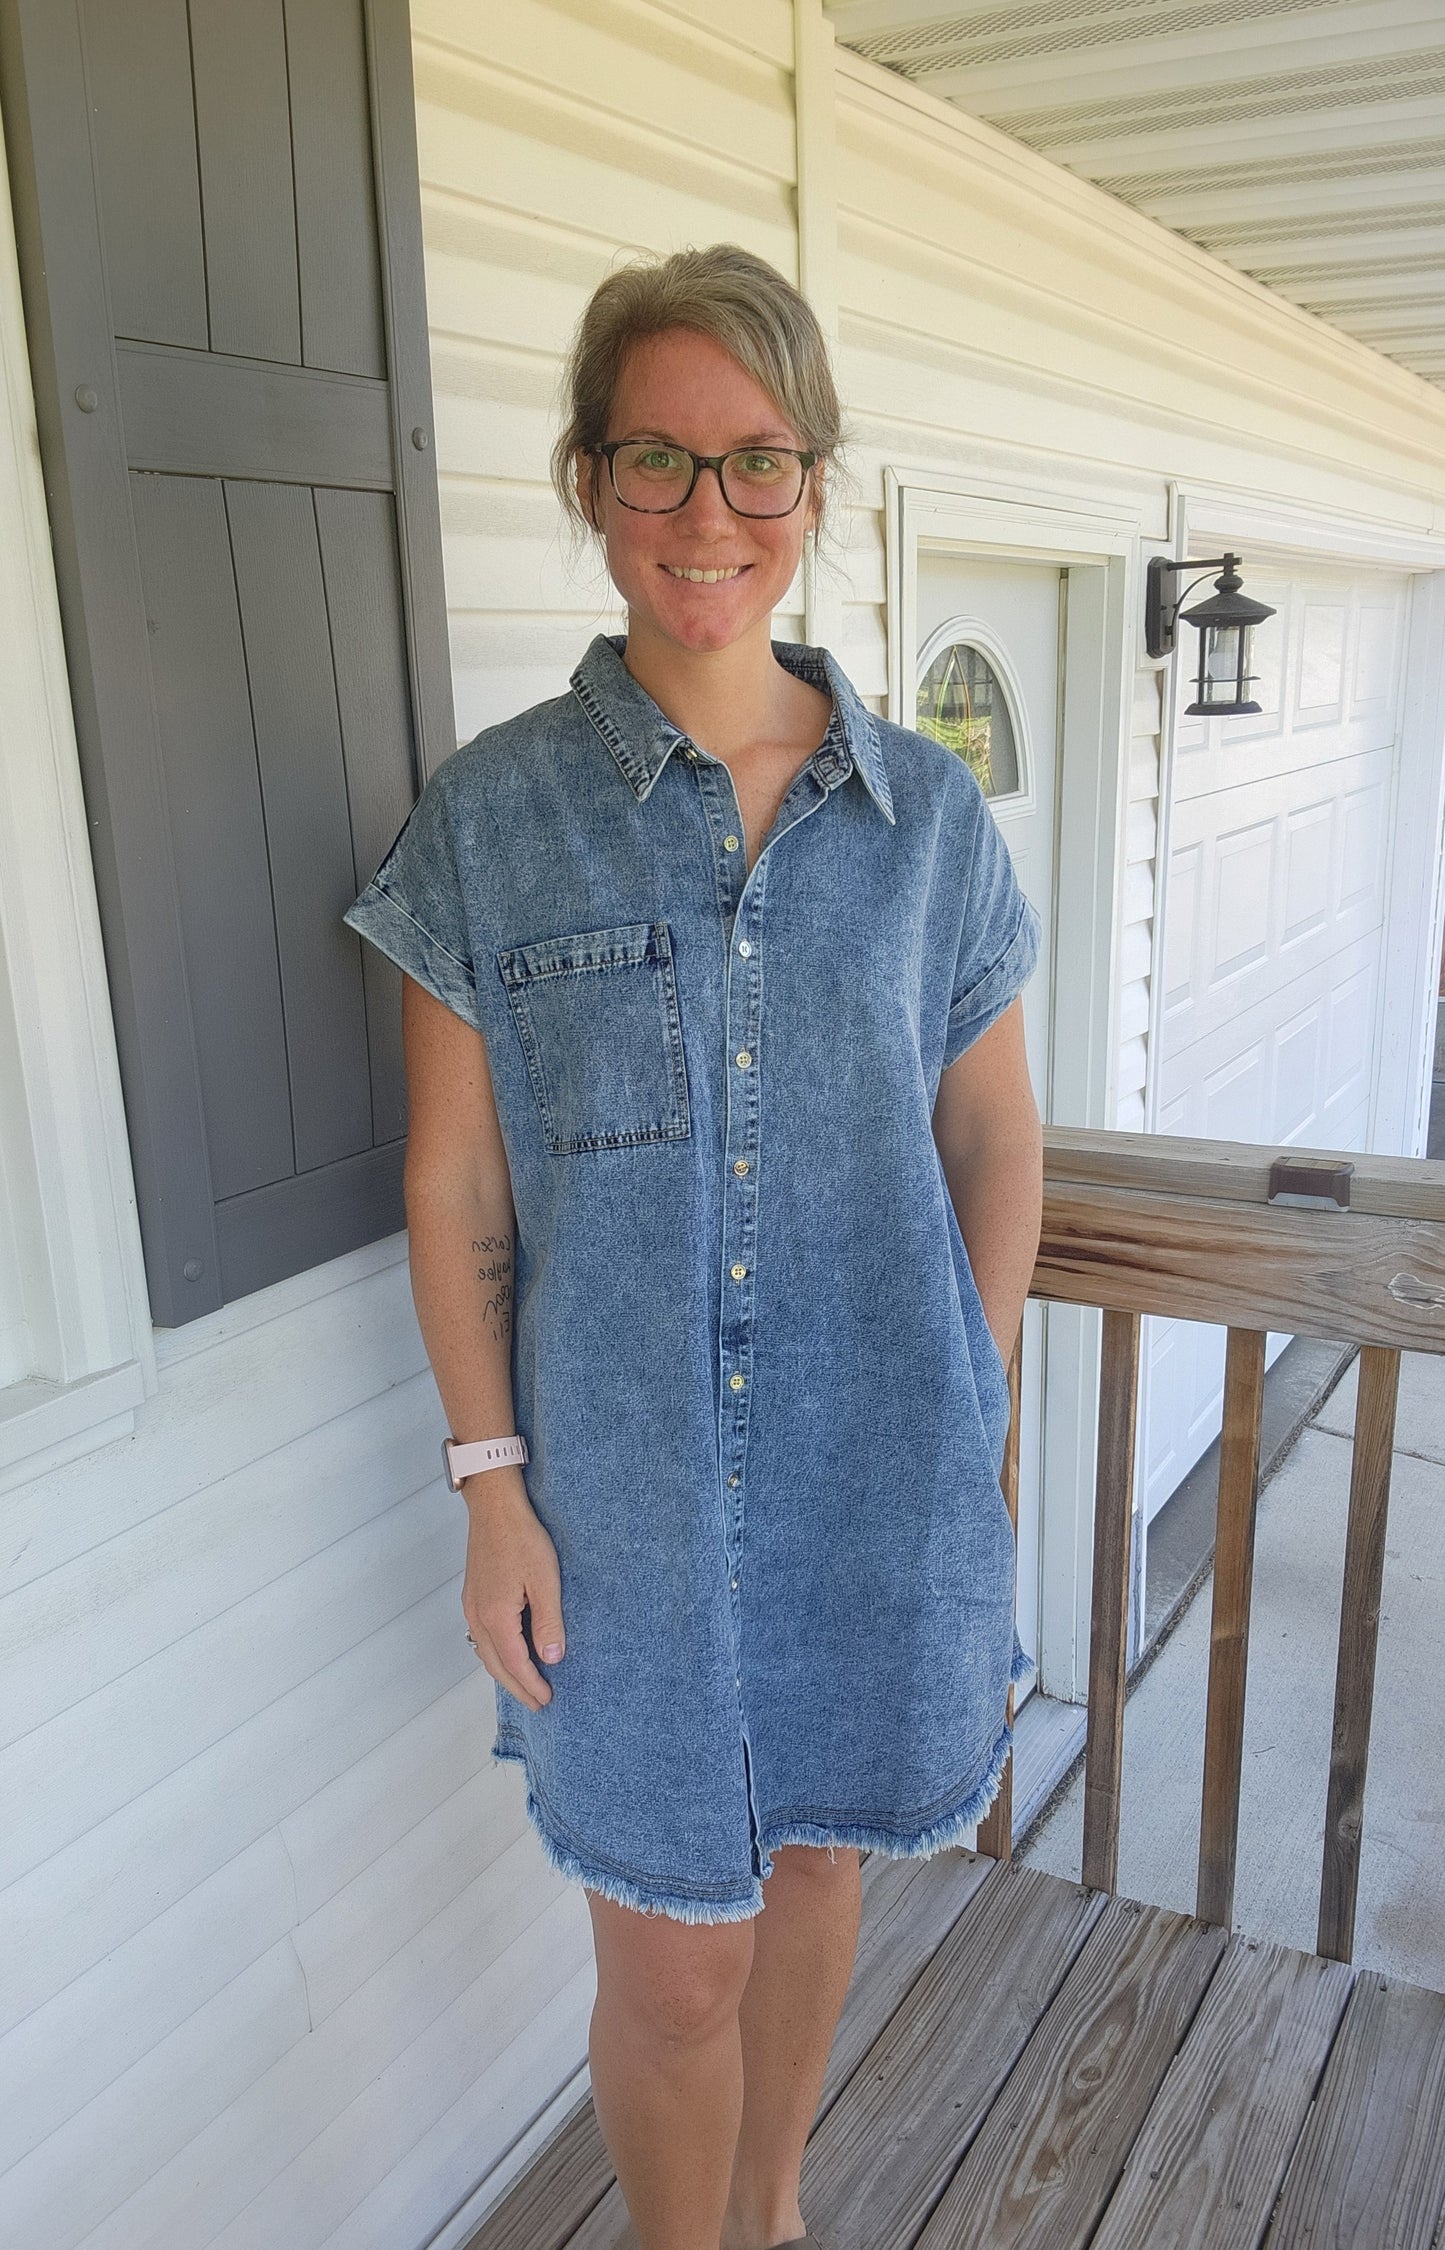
[466,1631,477,1650]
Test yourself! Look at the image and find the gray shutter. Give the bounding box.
[0,0,452,1323]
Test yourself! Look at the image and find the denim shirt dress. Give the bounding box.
[343,633,1042,1925]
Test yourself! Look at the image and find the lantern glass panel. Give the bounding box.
[1205,622,1243,686]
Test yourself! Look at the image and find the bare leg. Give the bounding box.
[584,1846,862,2250]
[585,1891,756,2250]
[721,1845,862,2250]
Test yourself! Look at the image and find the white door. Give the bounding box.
[915,547,1061,1697]
[1144,559,1410,1517]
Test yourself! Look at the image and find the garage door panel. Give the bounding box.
[1354,600,1402,709]
[1163,860,1387,1061]
[1162,925,1383,1122]
[1164,744,1391,1051]
[1282,800,1332,948]
[1211,818,1274,983]
[1340,779,1390,915]
[1297,599,1348,719]
[1172,702,1398,801]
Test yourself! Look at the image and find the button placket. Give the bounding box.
[680,740,841,1816]
[720,869,763,1556]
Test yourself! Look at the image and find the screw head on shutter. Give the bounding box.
[410,426,429,450]
[74,384,98,412]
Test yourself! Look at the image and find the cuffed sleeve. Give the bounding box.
[941,784,1042,1070]
[342,764,485,1032]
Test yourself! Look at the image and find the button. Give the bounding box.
[724,834,740,851]
[738,939,752,956]
[735,1049,752,1068]
[727,1473,740,1487]
[733,1158,750,1176]
[731,1263,747,1280]
[729,1372,745,1391]
[730,1577,739,1590]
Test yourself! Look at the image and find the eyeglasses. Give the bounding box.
[589,440,818,518]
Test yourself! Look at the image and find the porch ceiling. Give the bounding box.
[823,0,1445,392]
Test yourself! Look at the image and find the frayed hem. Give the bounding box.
[759,1709,1015,1873]
[1010,1633,1037,1689]
[490,1736,765,1925]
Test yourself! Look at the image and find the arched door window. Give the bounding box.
[916,639,1021,799]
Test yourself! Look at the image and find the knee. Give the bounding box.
[589,1904,754,2050]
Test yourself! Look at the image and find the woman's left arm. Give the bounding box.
[931,996,1043,1367]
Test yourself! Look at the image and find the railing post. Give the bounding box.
[1081,1307,1140,1895]
[1318,1344,1402,1962]
[977,1328,1024,1862]
[1196,1325,1267,1928]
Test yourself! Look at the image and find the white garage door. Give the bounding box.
[1142,558,1410,1519]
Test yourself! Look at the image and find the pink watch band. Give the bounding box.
[442,1432,529,1491]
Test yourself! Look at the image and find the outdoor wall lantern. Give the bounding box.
[1145,552,1277,716]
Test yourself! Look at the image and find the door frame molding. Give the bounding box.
[885,463,1148,1702]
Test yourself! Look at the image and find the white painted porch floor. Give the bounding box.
[1019,1349,1445,1992]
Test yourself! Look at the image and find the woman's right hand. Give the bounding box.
[460,1469,565,1710]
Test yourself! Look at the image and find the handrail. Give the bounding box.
[976,1126,1445,1963]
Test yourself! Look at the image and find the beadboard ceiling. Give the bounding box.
[823,0,1445,392]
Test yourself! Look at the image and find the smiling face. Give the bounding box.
[583,327,820,662]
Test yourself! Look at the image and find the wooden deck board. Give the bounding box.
[918,1895,1227,2249]
[799,1862,1104,2248]
[462,1857,1445,2250]
[1264,1971,1445,2249]
[1088,1935,1355,2250]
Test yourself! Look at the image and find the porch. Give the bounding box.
[465,1129,1445,2248]
[467,1851,1445,2250]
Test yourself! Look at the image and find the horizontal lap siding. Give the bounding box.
[413,0,798,736]
[0,9,795,2249]
[0,1255,592,2250]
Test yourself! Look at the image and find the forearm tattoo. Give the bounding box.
[472,1232,514,1343]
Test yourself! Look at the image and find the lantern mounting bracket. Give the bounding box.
[1145,553,1235,659]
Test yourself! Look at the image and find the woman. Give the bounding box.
[344,243,1043,2250]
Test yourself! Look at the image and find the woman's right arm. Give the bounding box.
[401,972,564,1711]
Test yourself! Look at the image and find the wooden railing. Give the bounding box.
[977,1126,1445,1966]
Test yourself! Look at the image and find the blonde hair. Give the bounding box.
[551,243,845,548]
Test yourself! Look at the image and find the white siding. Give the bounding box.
[0,1246,594,2250]
[415,0,800,738]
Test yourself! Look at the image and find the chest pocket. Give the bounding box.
[496,920,691,1154]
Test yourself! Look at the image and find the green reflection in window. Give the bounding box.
[916,642,1019,798]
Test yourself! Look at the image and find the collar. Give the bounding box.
[568,633,896,826]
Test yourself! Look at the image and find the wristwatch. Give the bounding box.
[442,1432,529,1491]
